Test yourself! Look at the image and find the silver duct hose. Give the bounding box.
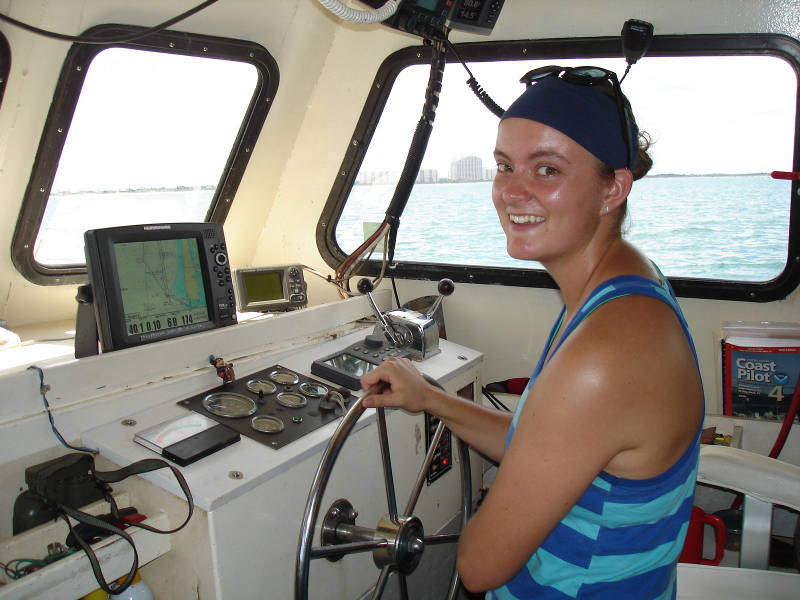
[316,0,399,24]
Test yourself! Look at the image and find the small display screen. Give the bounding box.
[243,270,284,302]
[114,238,210,337]
[415,0,440,11]
[324,353,376,378]
[454,0,484,21]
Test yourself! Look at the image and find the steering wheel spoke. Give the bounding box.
[371,566,393,600]
[404,419,446,517]
[376,407,399,521]
[295,380,471,600]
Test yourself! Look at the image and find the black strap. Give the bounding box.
[59,506,138,594]
[91,458,194,534]
[55,456,194,595]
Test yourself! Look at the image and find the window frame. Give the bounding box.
[12,24,279,285]
[0,32,9,109]
[317,33,800,302]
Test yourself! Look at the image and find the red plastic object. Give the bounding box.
[506,377,530,395]
[679,506,726,565]
[770,171,800,180]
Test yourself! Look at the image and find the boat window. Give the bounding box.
[319,36,800,301]
[12,25,278,284]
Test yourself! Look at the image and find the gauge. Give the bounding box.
[299,381,328,398]
[269,369,300,386]
[203,392,257,418]
[246,379,277,395]
[276,391,307,408]
[250,415,285,434]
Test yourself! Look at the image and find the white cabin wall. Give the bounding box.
[246,21,418,306]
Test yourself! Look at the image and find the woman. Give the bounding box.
[361,67,705,599]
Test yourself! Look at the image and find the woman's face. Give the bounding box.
[492,118,612,266]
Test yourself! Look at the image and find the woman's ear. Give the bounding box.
[600,168,633,215]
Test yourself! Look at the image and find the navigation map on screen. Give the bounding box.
[114,238,210,337]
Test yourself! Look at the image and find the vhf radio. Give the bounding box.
[358,0,505,39]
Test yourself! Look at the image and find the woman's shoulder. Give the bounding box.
[542,288,694,411]
[574,291,686,365]
[536,293,702,478]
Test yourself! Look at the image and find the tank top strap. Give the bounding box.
[547,272,697,365]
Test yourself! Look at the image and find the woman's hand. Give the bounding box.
[360,357,433,413]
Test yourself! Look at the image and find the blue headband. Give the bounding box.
[501,77,637,170]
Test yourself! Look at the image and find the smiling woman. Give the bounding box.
[359,66,705,597]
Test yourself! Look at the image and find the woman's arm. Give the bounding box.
[456,345,624,591]
[361,357,513,463]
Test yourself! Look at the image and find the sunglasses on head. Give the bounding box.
[520,65,635,170]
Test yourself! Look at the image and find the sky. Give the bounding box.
[52,48,258,192]
[362,54,797,177]
[51,50,797,193]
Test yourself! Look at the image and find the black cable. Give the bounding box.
[390,277,401,308]
[0,552,73,579]
[27,365,98,454]
[445,39,505,118]
[385,37,447,263]
[481,386,510,412]
[619,63,632,84]
[0,0,219,45]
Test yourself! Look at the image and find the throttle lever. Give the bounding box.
[424,278,454,320]
[357,278,400,347]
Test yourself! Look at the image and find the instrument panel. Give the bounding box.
[178,365,351,449]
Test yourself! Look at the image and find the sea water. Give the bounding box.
[38,175,790,283]
[338,174,791,282]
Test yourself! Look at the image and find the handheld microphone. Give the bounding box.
[621,19,654,67]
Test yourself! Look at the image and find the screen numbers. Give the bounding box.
[127,312,196,335]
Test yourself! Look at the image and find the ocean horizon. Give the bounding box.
[37,174,791,283]
[339,174,791,282]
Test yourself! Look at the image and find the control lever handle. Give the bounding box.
[357,278,400,347]
[424,278,454,319]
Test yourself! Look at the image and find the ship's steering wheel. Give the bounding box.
[295,375,472,600]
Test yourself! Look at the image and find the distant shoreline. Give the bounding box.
[647,172,770,178]
[54,172,775,194]
[52,185,215,195]
[354,172,773,186]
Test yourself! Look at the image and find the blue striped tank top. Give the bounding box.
[488,273,704,600]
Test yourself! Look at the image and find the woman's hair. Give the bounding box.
[598,129,653,228]
[595,83,652,179]
[598,129,653,180]
[631,130,653,181]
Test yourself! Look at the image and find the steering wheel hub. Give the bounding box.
[374,514,425,574]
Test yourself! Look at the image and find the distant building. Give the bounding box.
[416,168,438,183]
[355,170,398,185]
[450,156,484,182]
[483,167,495,180]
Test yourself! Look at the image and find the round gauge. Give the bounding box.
[276,392,307,408]
[299,381,328,398]
[269,369,300,386]
[203,392,257,418]
[246,379,277,395]
[250,415,285,434]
